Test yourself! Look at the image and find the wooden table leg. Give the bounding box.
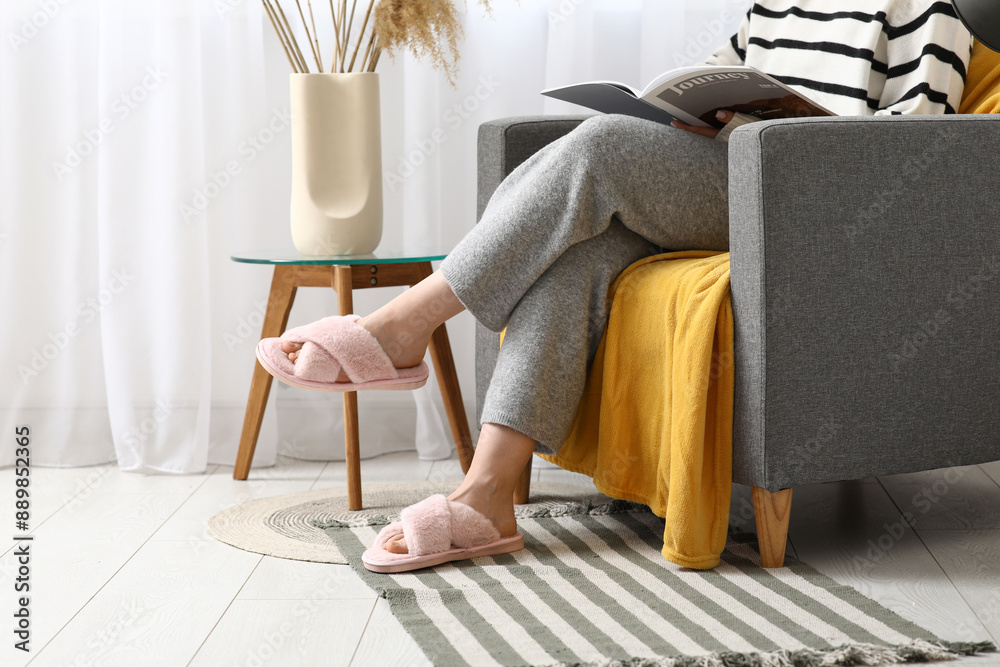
[427,325,476,474]
[408,262,476,474]
[234,266,298,480]
[333,266,363,511]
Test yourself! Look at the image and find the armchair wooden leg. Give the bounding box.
[751,487,793,568]
[513,458,533,505]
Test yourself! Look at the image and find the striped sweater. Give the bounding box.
[706,0,974,116]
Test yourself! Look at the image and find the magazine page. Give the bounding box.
[543,80,641,98]
[641,66,835,128]
[639,65,717,94]
[541,83,678,124]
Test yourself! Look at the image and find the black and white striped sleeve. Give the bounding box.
[878,1,972,115]
[704,8,751,67]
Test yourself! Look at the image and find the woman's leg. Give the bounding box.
[478,218,661,452]
[451,114,729,454]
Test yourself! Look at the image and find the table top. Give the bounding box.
[231,246,450,266]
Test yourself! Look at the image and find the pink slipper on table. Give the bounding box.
[362,495,525,573]
[255,314,429,392]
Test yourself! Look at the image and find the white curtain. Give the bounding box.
[0,0,746,473]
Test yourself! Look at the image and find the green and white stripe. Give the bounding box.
[324,503,995,667]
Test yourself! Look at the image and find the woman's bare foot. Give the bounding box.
[279,270,464,382]
[382,424,536,555]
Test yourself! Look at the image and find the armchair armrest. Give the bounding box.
[475,116,589,424]
[728,115,1000,491]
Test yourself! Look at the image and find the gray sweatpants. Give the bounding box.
[440,115,730,454]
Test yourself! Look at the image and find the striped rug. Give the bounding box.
[318,500,994,667]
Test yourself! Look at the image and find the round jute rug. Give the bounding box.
[206,480,611,564]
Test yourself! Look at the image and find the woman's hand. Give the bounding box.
[671,109,735,139]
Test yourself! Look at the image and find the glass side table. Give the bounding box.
[230,247,475,510]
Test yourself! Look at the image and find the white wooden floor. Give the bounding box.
[1,452,998,666]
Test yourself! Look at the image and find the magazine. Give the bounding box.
[542,65,835,128]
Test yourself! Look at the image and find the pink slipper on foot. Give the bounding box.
[255,314,429,392]
[362,495,525,573]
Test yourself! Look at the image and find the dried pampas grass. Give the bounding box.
[262,0,495,85]
[373,0,493,85]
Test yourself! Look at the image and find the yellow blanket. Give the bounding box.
[960,40,1000,115]
[539,250,733,569]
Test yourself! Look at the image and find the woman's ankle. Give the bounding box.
[357,269,464,365]
[356,311,429,367]
[450,474,508,502]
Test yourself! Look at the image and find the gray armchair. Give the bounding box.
[474,113,1000,567]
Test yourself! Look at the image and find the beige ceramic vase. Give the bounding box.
[289,73,383,256]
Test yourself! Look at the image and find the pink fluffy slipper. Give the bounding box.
[255,315,429,392]
[362,495,525,573]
